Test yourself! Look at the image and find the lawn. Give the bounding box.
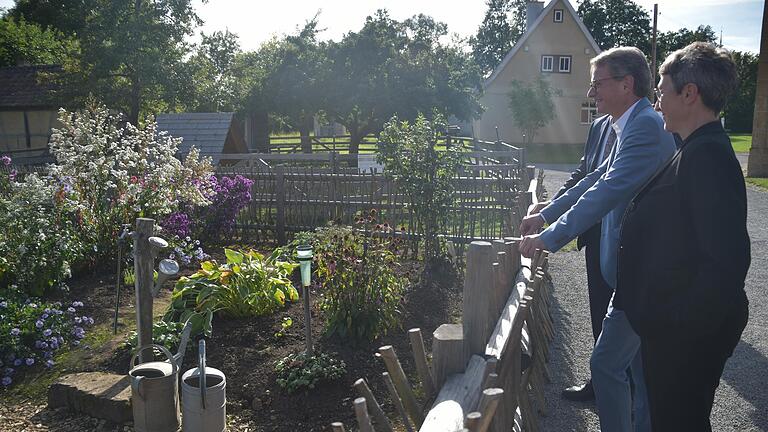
[730,133,752,153]
[746,177,768,190]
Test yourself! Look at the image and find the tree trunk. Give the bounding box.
[748,4,768,177]
[299,113,313,154]
[251,110,270,153]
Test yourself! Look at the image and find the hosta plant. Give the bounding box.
[164,248,299,337]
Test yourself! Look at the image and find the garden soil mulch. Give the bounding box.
[0,257,463,432]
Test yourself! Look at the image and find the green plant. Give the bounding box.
[0,290,93,387]
[164,248,299,337]
[378,113,464,263]
[122,267,157,287]
[274,351,346,393]
[125,320,185,354]
[311,224,405,341]
[274,317,293,338]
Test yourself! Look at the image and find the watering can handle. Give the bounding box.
[199,339,206,410]
[131,375,144,400]
[129,344,177,401]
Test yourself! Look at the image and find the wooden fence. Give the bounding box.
[216,162,531,248]
[335,173,553,431]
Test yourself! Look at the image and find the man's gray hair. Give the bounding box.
[590,47,651,98]
[659,42,738,113]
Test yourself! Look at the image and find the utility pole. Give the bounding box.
[651,4,658,91]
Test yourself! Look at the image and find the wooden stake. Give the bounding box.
[353,397,375,432]
[383,372,415,432]
[477,388,504,432]
[378,345,424,427]
[330,422,346,432]
[408,328,435,401]
[432,323,466,389]
[134,218,155,363]
[353,378,393,432]
[465,412,482,431]
[463,241,495,360]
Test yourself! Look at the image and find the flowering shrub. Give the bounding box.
[0,172,86,295]
[0,290,93,387]
[307,219,406,342]
[47,104,215,259]
[164,248,299,337]
[193,175,253,242]
[274,351,346,393]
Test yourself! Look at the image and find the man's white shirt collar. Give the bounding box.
[609,98,643,140]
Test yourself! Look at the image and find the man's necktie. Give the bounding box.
[602,127,617,163]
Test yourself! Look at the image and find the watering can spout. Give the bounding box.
[173,321,193,367]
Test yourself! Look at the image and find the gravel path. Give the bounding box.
[538,167,768,431]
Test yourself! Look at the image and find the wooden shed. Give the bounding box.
[155,112,249,165]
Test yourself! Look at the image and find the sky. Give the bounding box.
[0,0,763,53]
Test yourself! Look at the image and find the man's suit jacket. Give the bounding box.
[539,98,676,289]
[616,121,750,339]
[551,114,612,250]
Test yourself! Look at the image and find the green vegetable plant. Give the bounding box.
[164,248,299,337]
[274,317,293,338]
[310,221,406,342]
[274,351,346,393]
[125,320,185,354]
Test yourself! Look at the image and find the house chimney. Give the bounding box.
[526,1,545,31]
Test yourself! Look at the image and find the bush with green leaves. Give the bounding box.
[274,351,346,393]
[377,113,464,263]
[164,248,299,337]
[308,222,406,342]
[0,289,93,387]
[0,172,87,296]
[125,320,186,354]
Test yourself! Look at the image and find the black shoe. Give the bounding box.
[561,379,595,402]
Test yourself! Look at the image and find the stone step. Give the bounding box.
[48,372,133,424]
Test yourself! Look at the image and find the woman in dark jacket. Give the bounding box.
[617,42,750,431]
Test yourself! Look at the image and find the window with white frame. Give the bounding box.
[541,55,554,72]
[559,56,572,73]
[581,101,598,124]
[553,9,564,22]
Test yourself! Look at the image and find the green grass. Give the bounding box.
[523,143,583,165]
[730,133,752,153]
[746,177,768,190]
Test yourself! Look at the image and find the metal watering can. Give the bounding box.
[129,322,192,432]
[181,339,226,432]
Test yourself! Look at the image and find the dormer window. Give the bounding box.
[554,9,564,23]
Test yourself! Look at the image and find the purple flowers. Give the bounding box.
[1,377,11,386]
[35,320,44,328]
[10,328,20,336]
[196,175,254,240]
[161,211,193,238]
[1,155,10,166]
[25,358,34,366]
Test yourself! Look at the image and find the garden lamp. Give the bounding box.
[152,258,179,297]
[296,245,313,355]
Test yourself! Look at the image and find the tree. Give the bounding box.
[657,25,717,63]
[507,77,559,145]
[0,16,77,67]
[58,0,202,125]
[577,0,651,55]
[748,2,768,177]
[5,0,88,36]
[326,10,482,153]
[469,0,527,75]
[187,29,245,112]
[724,51,758,133]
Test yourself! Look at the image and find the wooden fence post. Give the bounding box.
[378,345,424,427]
[275,166,286,244]
[353,379,393,432]
[383,372,415,432]
[134,218,155,362]
[463,241,495,361]
[354,397,375,432]
[408,328,436,401]
[432,323,465,389]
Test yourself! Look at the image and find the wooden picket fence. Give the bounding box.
[334,172,553,432]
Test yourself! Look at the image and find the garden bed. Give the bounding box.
[1,255,462,431]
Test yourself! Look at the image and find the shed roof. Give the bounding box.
[0,65,61,109]
[156,112,236,164]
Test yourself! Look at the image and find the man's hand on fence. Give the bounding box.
[529,201,549,215]
[520,235,546,258]
[520,213,545,236]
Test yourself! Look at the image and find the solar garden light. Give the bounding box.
[296,245,314,355]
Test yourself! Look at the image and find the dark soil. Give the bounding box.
[52,253,463,431]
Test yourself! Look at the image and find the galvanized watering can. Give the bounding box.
[181,339,226,432]
[129,322,192,432]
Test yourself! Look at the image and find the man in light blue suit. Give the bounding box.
[519,47,676,432]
